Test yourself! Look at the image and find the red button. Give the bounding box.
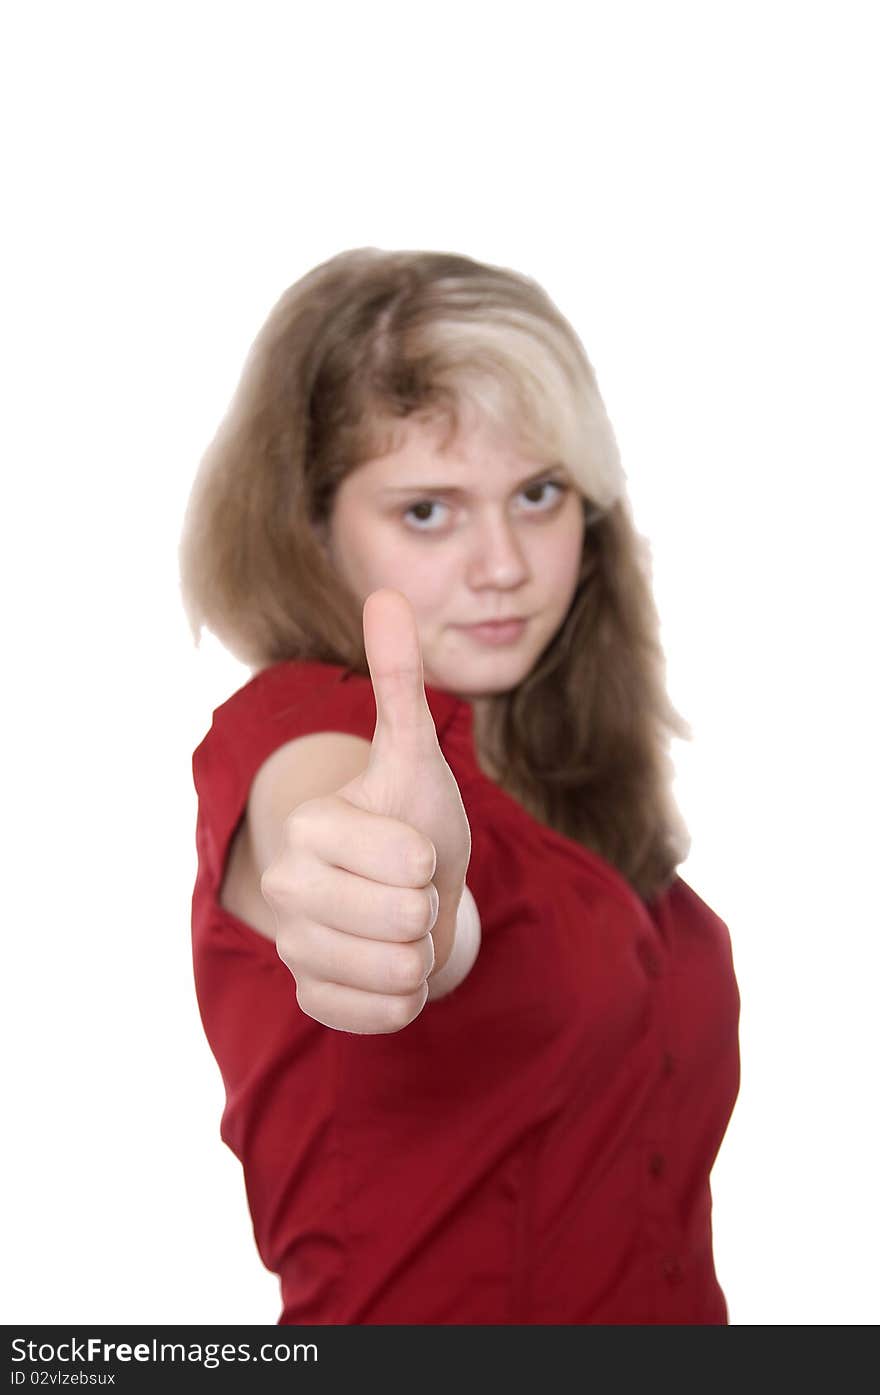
[662,1256,683,1284]
[662,1050,676,1076]
[648,1151,666,1178]
[637,941,662,978]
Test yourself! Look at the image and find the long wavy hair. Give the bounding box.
[178,248,692,903]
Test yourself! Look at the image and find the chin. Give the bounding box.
[426,635,540,695]
[441,663,533,700]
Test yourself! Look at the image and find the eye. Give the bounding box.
[400,480,568,534]
[517,480,568,511]
[402,499,451,532]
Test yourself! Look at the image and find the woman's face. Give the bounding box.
[323,411,586,701]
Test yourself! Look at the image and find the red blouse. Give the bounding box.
[190,659,741,1325]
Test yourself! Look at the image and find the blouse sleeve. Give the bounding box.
[188,659,467,1322]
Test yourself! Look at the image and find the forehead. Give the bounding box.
[354,413,552,490]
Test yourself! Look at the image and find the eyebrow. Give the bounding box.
[377,464,570,497]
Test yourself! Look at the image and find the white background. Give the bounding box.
[2,0,877,1326]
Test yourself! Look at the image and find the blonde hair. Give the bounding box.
[179,248,692,901]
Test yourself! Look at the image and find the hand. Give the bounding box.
[261,588,472,1034]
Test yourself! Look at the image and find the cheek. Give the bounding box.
[329,509,393,589]
[368,532,446,595]
[393,550,455,614]
[539,520,583,591]
[331,512,451,609]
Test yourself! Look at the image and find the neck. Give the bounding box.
[466,695,502,783]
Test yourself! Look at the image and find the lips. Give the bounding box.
[465,617,525,626]
[457,616,529,645]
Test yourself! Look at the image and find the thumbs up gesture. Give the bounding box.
[261,588,472,1034]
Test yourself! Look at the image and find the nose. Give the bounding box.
[465,509,530,590]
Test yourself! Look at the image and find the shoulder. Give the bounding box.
[192,657,376,831]
[205,664,377,939]
[662,874,730,931]
[651,873,737,966]
[219,659,377,743]
[194,660,377,782]
[201,657,471,786]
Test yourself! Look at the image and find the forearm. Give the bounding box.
[426,884,481,1002]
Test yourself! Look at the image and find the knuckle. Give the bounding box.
[283,803,313,848]
[262,864,299,920]
[400,887,433,938]
[262,851,315,913]
[274,923,302,972]
[384,988,427,1033]
[261,855,301,906]
[408,837,437,885]
[389,943,428,995]
[294,978,316,1018]
[259,864,281,904]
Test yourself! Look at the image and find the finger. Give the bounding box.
[291,861,440,942]
[362,588,437,749]
[294,977,429,1035]
[281,917,436,995]
[288,792,437,887]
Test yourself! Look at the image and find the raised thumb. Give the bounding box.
[363,588,437,749]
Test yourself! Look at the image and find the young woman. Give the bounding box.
[179,248,741,1325]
